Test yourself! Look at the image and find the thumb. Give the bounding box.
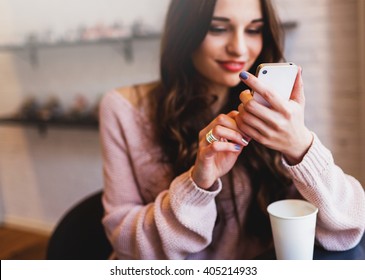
[290,66,305,105]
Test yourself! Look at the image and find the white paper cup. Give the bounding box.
[267,199,318,260]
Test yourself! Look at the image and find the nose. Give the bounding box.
[226,31,248,57]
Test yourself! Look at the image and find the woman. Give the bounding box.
[99,0,365,259]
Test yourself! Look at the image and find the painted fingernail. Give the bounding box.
[234,144,242,150]
[239,71,249,80]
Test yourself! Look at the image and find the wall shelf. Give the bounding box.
[0,33,161,67]
[0,117,98,135]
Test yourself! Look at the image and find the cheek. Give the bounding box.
[250,39,263,59]
[194,34,227,59]
[192,41,216,72]
[194,39,218,61]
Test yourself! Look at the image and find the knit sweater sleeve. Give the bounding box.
[99,91,221,259]
[282,133,365,251]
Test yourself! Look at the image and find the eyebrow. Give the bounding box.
[212,16,264,23]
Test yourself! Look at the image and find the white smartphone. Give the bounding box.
[253,62,298,107]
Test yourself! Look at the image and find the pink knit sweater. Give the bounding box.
[99,83,365,260]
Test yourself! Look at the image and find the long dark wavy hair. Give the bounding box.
[149,0,293,244]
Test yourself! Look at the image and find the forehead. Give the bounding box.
[213,0,262,22]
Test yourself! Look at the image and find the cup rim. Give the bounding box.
[267,199,318,220]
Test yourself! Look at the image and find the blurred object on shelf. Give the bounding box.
[80,23,106,41]
[0,19,161,67]
[2,93,100,128]
[25,33,38,45]
[15,96,41,120]
[37,95,63,121]
[110,22,132,39]
[40,29,57,44]
[62,28,80,43]
[80,22,132,41]
[13,19,159,47]
[67,94,92,121]
[131,20,155,36]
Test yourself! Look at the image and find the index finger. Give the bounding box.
[239,71,287,112]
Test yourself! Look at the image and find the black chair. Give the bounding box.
[46,191,112,260]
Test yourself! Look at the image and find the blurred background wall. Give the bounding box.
[0,0,363,233]
[0,0,169,232]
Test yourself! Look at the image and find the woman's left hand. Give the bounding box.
[235,67,313,165]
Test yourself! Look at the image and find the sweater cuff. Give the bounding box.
[169,168,222,208]
[281,133,334,185]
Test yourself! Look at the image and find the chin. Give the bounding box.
[222,76,241,88]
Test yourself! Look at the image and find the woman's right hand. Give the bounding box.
[191,111,248,190]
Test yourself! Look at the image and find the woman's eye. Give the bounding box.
[209,26,227,34]
[246,27,263,35]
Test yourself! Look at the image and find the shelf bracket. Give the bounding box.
[28,44,39,68]
[110,38,133,62]
[123,38,133,62]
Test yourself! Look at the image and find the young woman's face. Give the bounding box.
[192,0,264,92]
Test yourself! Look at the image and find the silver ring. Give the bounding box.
[241,137,250,146]
[206,129,219,144]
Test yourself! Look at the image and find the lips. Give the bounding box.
[217,61,245,72]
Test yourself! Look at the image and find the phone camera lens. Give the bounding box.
[262,70,267,74]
